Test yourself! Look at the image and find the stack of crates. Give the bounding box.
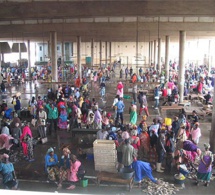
[93,140,117,173]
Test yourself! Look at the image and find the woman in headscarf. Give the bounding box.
[29,96,37,118]
[196,143,213,187]
[75,76,81,88]
[66,154,82,190]
[57,147,71,189]
[130,129,140,156]
[191,122,201,145]
[139,124,150,161]
[58,105,68,130]
[45,147,59,181]
[129,102,137,125]
[20,122,34,161]
[0,154,18,190]
[116,82,124,98]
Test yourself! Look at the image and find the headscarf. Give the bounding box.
[204,143,210,149]
[47,147,54,154]
[20,125,32,141]
[122,131,130,140]
[117,82,123,92]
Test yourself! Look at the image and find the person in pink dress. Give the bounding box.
[191,122,201,145]
[67,154,82,190]
[116,82,124,98]
[20,122,33,160]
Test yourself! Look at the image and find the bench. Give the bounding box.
[97,171,134,191]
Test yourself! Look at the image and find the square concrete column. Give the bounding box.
[158,38,162,73]
[179,31,186,103]
[210,84,215,152]
[50,31,58,82]
[148,41,151,65]
[154,40,157,68]
[100,40,102,68]
[150,41,153,65]
[109,42,112,65]
[27,40,31,79]
[19,43,21,62]
[91,39,94,69]
[77,36,82,79]
[165,36,170,81]
[105,41,108,66]
[61,42,64,66]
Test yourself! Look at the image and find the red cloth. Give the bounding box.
[162,89,167,97]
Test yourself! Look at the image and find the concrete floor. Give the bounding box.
[0,66,214,194]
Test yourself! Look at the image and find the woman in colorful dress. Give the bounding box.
[57,148,71,189]
[129,102,137,125]
[196,143,213,186]
[58,105,68,130]
[45,147,59,181]
[20,122,34,162]
[139,126,150,161]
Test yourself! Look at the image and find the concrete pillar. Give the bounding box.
[48,40,51,58]
[109,42,112,65]
[61,42,64,66]
[148,41,151,65]
[165,36,170,81]
[154,40,157,68]
[158,38,162,73]
[210,85,215,152]
[99,41,102,68]
[1,53,4,63]
[0,44,1,72]
[50,31,58,82]
[150,41,153,65]
[19,43,21,62]
[77,36,82,79]
[91,39,94,69]
[179,31,186,103]
[208,40,211,73]
[105,41,108,66]
[27,40,31,79]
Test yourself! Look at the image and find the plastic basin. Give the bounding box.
[119,167,134,180]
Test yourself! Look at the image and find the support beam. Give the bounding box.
[210,84,215,153]
[61,42,64,66]
[19,43,21,63]
[165,36,170,81]
[150,41,153,65]
[27,40,31,79]
[179,31,186,103]
[100,40,102,68]
[148,41,151,65]
[158,38,162,73]
[91,38,94,69]
[50,31,58,82]
[109,42,112,65]
[105,41,108,66]
[77,36,82,79]
[154,40,157,68]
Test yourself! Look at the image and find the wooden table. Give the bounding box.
[183,106,206,119]
[97,171,134,191]
[71,128,98,137]
[160,105,184,117]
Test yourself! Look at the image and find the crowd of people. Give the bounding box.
[0,60,214,190]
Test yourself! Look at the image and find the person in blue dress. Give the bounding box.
[0,153,18,190]
[132,160,158,186]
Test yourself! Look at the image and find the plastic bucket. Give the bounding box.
[80,178,88,187]
[120,167,134,179]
